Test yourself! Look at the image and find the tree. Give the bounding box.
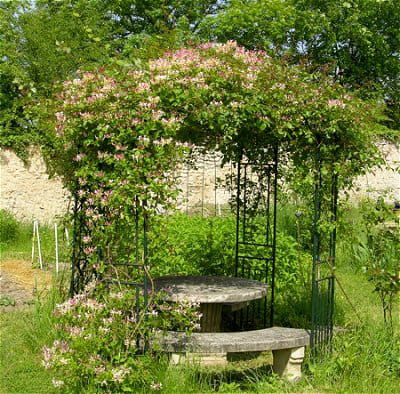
[0,0,222,158]
[198,0,400,132]
[198,0,298,54]
[92,0,221,38]
[0,1,35,157]
[0,0,113,158]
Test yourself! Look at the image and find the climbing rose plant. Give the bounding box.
[42,41,379,278]
[43,281,201,391]
[39,41,382,391]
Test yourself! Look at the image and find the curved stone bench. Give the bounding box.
[159,327,310,382]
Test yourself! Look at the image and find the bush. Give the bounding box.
[339,199,400,329]
[149,214,310,293]
[149,214,236,277]
[44,281,201,392]
[148,213,313,328]
[0,209,19,243]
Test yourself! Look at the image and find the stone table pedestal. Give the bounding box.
[272,346,305,382]
[154,275,267,332]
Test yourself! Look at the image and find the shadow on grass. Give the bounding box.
[190,351,275,391]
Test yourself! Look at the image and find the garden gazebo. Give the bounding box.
[46,42,379,357]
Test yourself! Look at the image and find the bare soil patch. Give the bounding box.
[0,260,53,311]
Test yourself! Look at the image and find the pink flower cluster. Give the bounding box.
[66,325,84,337]
[42,340,71,369]
[328,99,346,108]
[61,72,118,106]
[111,366,131,383]
[54,294,86,315]
[82,298,105,310]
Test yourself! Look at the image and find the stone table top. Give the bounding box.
[153,275,267,304]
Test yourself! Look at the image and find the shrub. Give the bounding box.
[149,214,309,293]
[43,280,201,392]
[148,213,313,329]
[0,209,19,243]
[347,199,400,329]
[149,214,236,277]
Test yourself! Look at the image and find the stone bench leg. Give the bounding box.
[272,346,305,382]
[170,352,227,367]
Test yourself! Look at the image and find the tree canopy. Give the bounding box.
[0,0,113,157]
[1,0,398,159]
[199,0,400,131]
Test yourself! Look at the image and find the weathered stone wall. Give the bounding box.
[0,149,69,223]
[1,143,398,222]
[175,153,233,214]
[350,142,399,203]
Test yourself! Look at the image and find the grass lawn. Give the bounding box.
[0,310,54,394]
[1,210,398,393]
[1,262,398,394]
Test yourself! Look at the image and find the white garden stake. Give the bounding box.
[65,227,69,243]
[37,220,44,270]
[33,220,43,270]
[55,223,59,274]
[31,221,35,264]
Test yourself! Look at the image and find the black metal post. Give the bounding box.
[143,207,148,309]
[234,155,242,277]
[311,149,322,355]
[69,192,79,297]
[270,145,279,326]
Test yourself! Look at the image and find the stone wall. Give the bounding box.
[0,149,69,223]
[175,153,233,214]
[1,143,399,222]
[350,142,399,203]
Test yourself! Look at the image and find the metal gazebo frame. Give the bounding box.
[70,145,338,357]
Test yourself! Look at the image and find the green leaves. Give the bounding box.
[351,199,400,329]
[41,44,382,296]
[0,0,115,158]
[46,284,201,391]
[197,0,400,133]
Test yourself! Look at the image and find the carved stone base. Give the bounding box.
[272,346,305,382]
[170,352,228,367]
[200,303,223,332]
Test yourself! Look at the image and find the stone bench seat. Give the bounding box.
[158,327,311,382]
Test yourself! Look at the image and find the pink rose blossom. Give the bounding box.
[74,153,85,162]
[114,153,125,160]
[52,379,64,388]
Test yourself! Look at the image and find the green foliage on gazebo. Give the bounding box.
[41,41,381,285]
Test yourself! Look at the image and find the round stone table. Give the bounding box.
[154,276,267,332]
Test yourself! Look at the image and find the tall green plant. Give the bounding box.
[353,199,400,330]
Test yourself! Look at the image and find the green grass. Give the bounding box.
[0,291,61,394]
[0,311,54,393]
[0,209,70,267]
[2,264,398,394]
[1,209,399,393]
[307,325,400,394]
